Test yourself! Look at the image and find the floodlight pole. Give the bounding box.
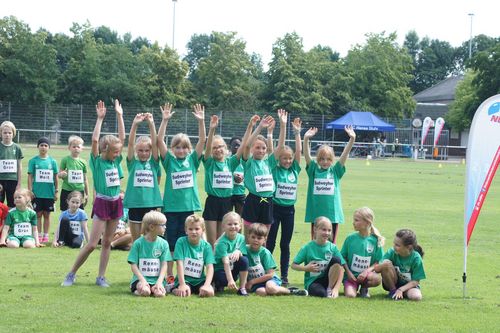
[468,13,474,60]
[172,0,178,50]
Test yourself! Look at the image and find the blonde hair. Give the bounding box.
[171,133,192,151]
[13,188,33,209]
[185,214,205,231]
[253,134,267,148]
[0,121,17,137]
[141,210,167,235]
[247,223,268,238]
[354,207,385,247]
[99,135,121,153]
[314,216,332,231]
[222,211,241,226]
[212,135,228,150]
[135,135,152,148]
[66,191,83,203]
[68,135,84,146]
[316,145,335,161]
[277,145,294,159]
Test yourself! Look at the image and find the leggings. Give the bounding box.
[307,256,343,297]
[58,217,83,248]
[266,204,295,278]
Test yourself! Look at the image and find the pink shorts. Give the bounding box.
[343,272,374,290]
[91,196,123,221]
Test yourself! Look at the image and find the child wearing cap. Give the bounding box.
[28,137,59,244]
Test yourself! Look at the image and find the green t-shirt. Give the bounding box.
[340,232,384,278]
[203,155,240,198]
[0,142,23,181]
[246,245,278,282]
[269,153,301,206]
[28,156,59,199]
[304,161,345,224]
[127,236,172,286]
[161,151,201,212]
[382,248,426,284]
[59,155,87,192]
[89,154,123,198]
[293,240,345,290]
[242,155,275,197]
[6,208,37,238]
[123,157,163,209]
[173,236,215,286]
[232,160,245,196]
[214,233,247,271]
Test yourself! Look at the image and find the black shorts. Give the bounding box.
[202,195,232,221]
[241,192,273,225]
[60,189,85,211]
[33,197,54,213]
[129,207,161,223]
[231,194,246,207]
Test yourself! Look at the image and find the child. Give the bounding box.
[128,211,172,297]
[213,212,249,296]
[241,115,276,238]
[0,121,24,208]
[52,191,89,248]
[266,110,302,286]
[58,135,89,211]
[157,103,206,282]
[172,215,215,298]
[303,125,356,242]
[123,112,163,242]
[62,99,125,287]
[341,207,384,298]
[374,229,425,301]
[28,137,59,243]
[202,115,243,247]
[229,136,245,216]
[291,217,345,298]
[246,223,307,296]
[0,188,40,248]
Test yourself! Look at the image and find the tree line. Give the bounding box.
[0,16,498,129]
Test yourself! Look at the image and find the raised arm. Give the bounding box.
[303,127,318,166]
[292,117,302,163]
[338,125,356,166]
[145,113,158,161]
[91,100,106,158]
[114,99,125,147]
[192,104,206,159]
[127,114,144,161]
[275,109,287,156]
[157,103,175,160]
[266,117,275,154]
[204,115,219,161]
[242,115,274,161]
[237,115,260,160]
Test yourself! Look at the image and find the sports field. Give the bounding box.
[0,146,499,332]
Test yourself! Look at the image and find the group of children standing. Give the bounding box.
[0,100,425,300]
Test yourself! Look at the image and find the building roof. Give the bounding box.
[413,75,464,104]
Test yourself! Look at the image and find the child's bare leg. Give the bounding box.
[7,239,20,248]
[327,264,344,298]
[36,212,43,235]
[265,280,287,296]
[111,233,132,249]
[43,211,51,235]
[239,271,248,287]
[129,222,141,242]
[366,272,382,288]
[98,218,119,277]
[205,220,217,248]
[377,260,397,291]
[167,258,174,277]
[135,282,151,297]
[406,288,422,301]
[344,283,358,298]
[255,287,267,296]
[70,219,106,273]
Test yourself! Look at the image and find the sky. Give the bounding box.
[3,0,499,66]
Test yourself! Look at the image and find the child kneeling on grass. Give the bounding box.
[246,223,308,296]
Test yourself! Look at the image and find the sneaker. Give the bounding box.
[237,288,249,296]
[165,275,175,293]
[359,287,370,298]
[95,276,110,287]
[289,288,308,296]
[61,272,76,287]
[281,277,289,287]
[42,235,49,243]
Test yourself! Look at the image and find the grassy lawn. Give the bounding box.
[0,146,499,332]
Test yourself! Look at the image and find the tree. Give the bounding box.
[454,34,499,72]
[446,71,477,131]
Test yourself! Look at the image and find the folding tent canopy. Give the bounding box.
[325,111,395,132]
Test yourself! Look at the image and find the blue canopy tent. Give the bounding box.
[325,111,395,132]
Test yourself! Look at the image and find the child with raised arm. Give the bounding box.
[246,223,308,296]
[213,212,249,296]
[341,207,384,298]
[292,217,345,298]
[0,188,40,248]
[62,99,125,288]
[172,215,215,298]
[266,110,302,286]
[241,115,275,238]
[58,135,89,211]
[28,137,59,244]
[0,121,23,208]
[202,115,244,247]
[374,228,425,301]
[157,103,206,285]
[128,211,172,297]
[52,191,89,248]
[303,125,356,242]
[123,112,163,242]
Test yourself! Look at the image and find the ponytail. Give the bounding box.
[396,229,424,259]
[354,207,385,247]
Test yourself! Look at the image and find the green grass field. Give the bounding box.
[0,146,499,332]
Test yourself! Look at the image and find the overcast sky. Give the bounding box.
[3,0,499,65]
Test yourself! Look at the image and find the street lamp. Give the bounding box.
[172,0,178,49]
[468,13,474,60]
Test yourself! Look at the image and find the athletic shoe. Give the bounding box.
[42,235,49,243]
[237,288,249,296]
[95,276,110,287]
[326,287,333,298]
[165,275,175,293]
[359,287,370,298]
[281,277,289,287]
[289,288,308,296]
[61,272,76,287]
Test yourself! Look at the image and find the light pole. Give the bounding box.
[468,13,474,60]
[172,0,178,49]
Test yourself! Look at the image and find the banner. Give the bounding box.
[421,117,433,146]
[433,117,445,146]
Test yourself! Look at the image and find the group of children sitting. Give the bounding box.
[0,100,425,300]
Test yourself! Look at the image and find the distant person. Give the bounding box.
[391,138,399,157]
[0,121,23,208]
